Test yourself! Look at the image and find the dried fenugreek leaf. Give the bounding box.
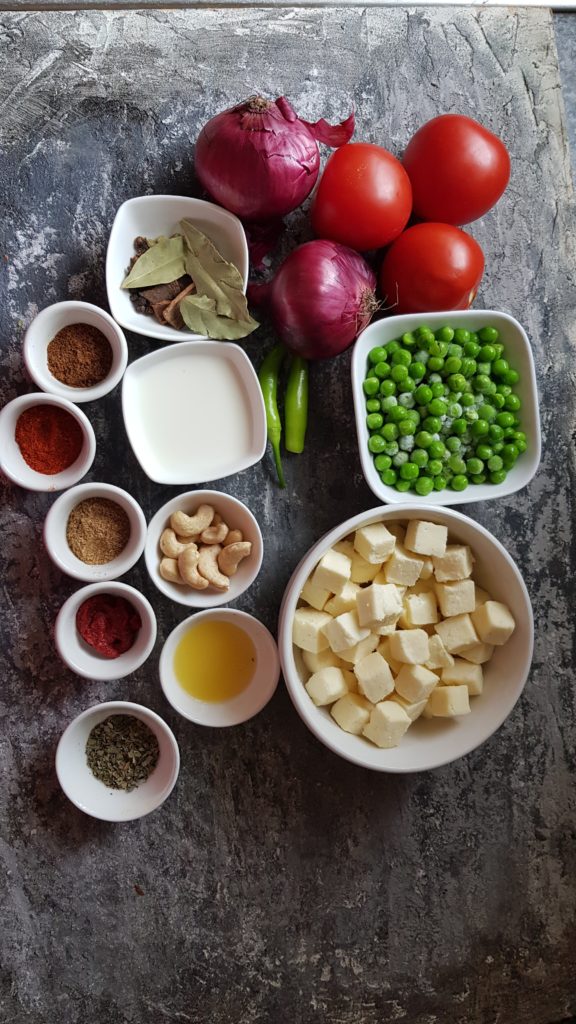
[179,294,259,341]
[180,219,253,325]
[122,235,186,290]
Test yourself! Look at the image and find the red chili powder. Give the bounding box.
[15,405,84,474]
[76,594,142,659]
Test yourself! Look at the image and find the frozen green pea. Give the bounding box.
[496,412,515,428]
[428,398,447,416]
[374,454,392,471]
[367,413,383,430]
[433,475,448,491]
[451,475,468,491]
[368,346,388,365]
[381,469,397,485]
[460,393,475,408]
[398,377,416,393]
[400,462,419,481]
[471,418,490,438]
[409,361,426,380]
[431,382,447,398]
[411,449,429,468]
[364,377,380,396]
[445,436,461,453]
[415,476,434,496]
[428,440,446,458]
[381,422,399,441]
[505,394,521,412]
[380,395,398,412]
[422,416,442,433]
[374,361,391,379]
[435,326,454,343]
[452,418,468,435]
[401,332,417,349]
[516,438,528,453]
[448,455,466,474]
[368,435,386,453]
[448,373,467,392]
[492,358,509,376]
[479,326,499,343]
[476,444,493,460]
[380,380,397,398]
[427,356,444,372]
[392,349,411,367]
[502,443,519,463]
[393,451,409,466]
[502,369,519,385]
[479,344,496,363]
[453,329,471,345]
[386,340,402,355]
[391,364,409,383]
[463,340,481,357]
[428,459,443,476]
[395,479,412,493]
[460,358,477,377]
[490,469,507,484]
[487,455,503,472]
[415,430,433,449]
[398,393,416,408]
[366,399,381,413]
[466,457,484,475]
[383,441,399,456]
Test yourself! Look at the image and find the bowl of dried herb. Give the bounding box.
[55,701,180,822]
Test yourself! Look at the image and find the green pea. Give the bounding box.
[398,419,415,437]
[415,326,435,345]
[516,438,528,453]
[502,369,519,385]
[492,393,506,409]
[445,436,461,453]
[381,468,397,485]
[389,406,406,423]
[505,394,521,412]
[415,476,434,496]
[374,454,392,471]
[433,475,448,491]
[391,364,409,383]
[363,377,380,396]
[411,449,429,468]
[398,377,416,393]
[503,443,519,463]
[492,358,509,376]
[488,424,504,442]
[431,382,447,398]
[492,442,504,454]
[476,444,493,461]
[367,399,381,414]
[414,384,432,405]
[463,340,481,358]
[437,341,450,357]
[386,340,402,355]
[380,380,397,397]
[478,404,496,422]
[400,462,419,481]
[368,435,386,453]
[393,451,409,467]
[503,426,517,438]
[464,408,478,423]
[392,349,411,367]
[383,441,399,456]
[460,393,475,408]
[381,422,399,441]
[514,430,527,442]
[428,398,447,416]
[496,384,512,397]
[368,346,388,365]
[428,440,446,459]
[374,361,391,379]
[428,356,444,372]
[447,373,467,392]
[367,413,383,430]
[415,430,433,449]
[471,418,490,438]
[466,457,484,475]
[380,396,398,413]
[460,358,477,377]
[395,479,412,493]
[409,361,426,381]
[492,343,504,358]
[435,326,454,343]
[496,412,515,428]
[448,455,466,474]
[422,416,441,433]
[453,329,471,345]
[401,332,417,349]
[490,469,507,485]
[473,374,493,393]
[405,408,421,423]
[452,418,468,435]
[487,455,503,472]
[479,344,496,363]
[479,326,499,343]
[450,475,469,491]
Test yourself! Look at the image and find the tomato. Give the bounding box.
[311,142,412,251]
[402,114,510,225]
[379,223,484,315]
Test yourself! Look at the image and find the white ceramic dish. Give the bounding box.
[0,393,96,492]
[278,504,533,773]
[106,194,249,342]
[122,341,266,485]
[145,489,263,609]
[23,301,128,403]
[56,701,180,822]
[44,482,147,582]
[352,310,541,506]
[159,609,280,726]
[55,581,157,680]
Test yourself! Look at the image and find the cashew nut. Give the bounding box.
[160,557,185,584]
[218,542,252,577]
[171,505,214,538]
[178,545,209,590]
[160,528,195,558]
[197,544,230,591]
[200,522,229,545]
[223,529,244,546]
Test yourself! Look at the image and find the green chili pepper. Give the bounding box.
[258,343,286,488]
[285,356,309,454]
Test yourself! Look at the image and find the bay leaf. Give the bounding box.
[179,294,259,341]
[180,219,252,324]
[121,235,186,289]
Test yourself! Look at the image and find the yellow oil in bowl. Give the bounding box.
[173,619,256,702]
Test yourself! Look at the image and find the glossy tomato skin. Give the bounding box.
[402,114,510,225]
[311,142,412,251]
[379,223,484,315]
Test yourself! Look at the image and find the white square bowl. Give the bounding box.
[106,195,249,342]
[352,310,541,505]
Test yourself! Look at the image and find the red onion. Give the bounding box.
[249,240,377,361]
[195,96,354,223]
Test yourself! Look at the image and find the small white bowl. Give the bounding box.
[106,194,249,342]
[56,700,180,822]
[55,581,157,680]
[0,393,96,492]
[352,310,541,505]
[122,341,266,485]
[145,489,263,608]
[278,504,533,773]
[44,482,147,582]
[23,301,128,403]
[159,609,280,727]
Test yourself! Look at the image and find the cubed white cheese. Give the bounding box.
[354,523,396,564]
[471,601,516,645]
[350,551,381,584]
[293,608,332,653]
[374,620,399,636]
[362,701,411,748]
[342,669,359,693]
[388,693,428,722]
[402,591,439,627]
[313,548,352,593]
[427,685,471,717]
[388,628,430,665]
[404,520,448,557]
[330,693,372,734]
[355,652,395,703]
[435,579,476,617]
[419,558,434,581]
[302,648,344,674]
[324,580,361,616]
[356,583,403,628]
[305,667,349,706]
[441,659,483,696]
[377,637,402,675]
[322,610,371,653]
[434,614,479,653]
[474,587,491,608]
[339,633,379,665]
[383,544,424,587]
[433,544,474,582]
[386,523,406,543]
[333,539,355,559]
[300,575,331,611]
[394,663,439,703]
[425,634,455,670]
[459,642,494,665]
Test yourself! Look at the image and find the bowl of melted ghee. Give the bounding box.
[159,609,280,726]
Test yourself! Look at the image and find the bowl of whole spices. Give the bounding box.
[55,581,157,680]
[56,701,180,821]
[23,300,128,403]
[0,393,96,492]
[44,482,147,582]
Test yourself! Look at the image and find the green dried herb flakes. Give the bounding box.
[121,235,186,290]
[180,293,259,340]
[86,715,160,791]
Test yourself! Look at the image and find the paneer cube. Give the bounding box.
[394,663,439,703]
[434,614,478,653]
[419,558,434,581]
[377,637,402,675]
[354,523,396,564]
[471,601,516,645]
[313,548,352,593]
[405,520,448,557]
[433,544,474,582]
[293,608,332,653]
[383,544,424,587]
[474,587,491,608]
[388,693,428,722]
[356,583,403,629]
[342,669,359,693]
[435,579,475,618]
[386,523,406,543]
[339,633,379,665]
[333,539,355,559]
[402,591,439,627]
[427,685,471,717]
[300,575,331,611]
[330,693,372,734]
[325,581,361,616]
[363,701,411,748]
[441,659,483,696]
[388,628,430,665]
[459,642,494,665]
[305,667,350,706]
[350,551,381,584]
[302,648,344,674]
[425,634,455,671]
[355,652,395,703]
[322,611,370,653]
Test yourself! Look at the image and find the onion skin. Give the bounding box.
[253,240,377,361]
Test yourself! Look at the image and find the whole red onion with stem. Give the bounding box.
[195,96,355,223]
[249,240,378,361]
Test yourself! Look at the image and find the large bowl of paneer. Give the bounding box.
[278,505,533,772]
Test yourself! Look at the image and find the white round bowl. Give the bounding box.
[0,393,96,492]
[55,581,157,680]
[23,301,128,403]
[56,701,180,822]
[352,310,541,505]
[278,504,533,773]
[44,482,147,582]
[159,609,280,727]
[145,490,263,608]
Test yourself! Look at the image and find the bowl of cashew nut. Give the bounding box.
[144,490,263,608]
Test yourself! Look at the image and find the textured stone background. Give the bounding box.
[0,8,575,1024]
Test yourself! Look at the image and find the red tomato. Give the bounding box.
[379,223,484,315]
[402,114,510,225]
[311,142,412,251]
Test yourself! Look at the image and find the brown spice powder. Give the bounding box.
[66,498,131,564]
[47,324,113,388]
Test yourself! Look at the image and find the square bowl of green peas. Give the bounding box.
[351,310,541,505]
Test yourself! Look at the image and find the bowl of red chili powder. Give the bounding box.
[0,393,96,492]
